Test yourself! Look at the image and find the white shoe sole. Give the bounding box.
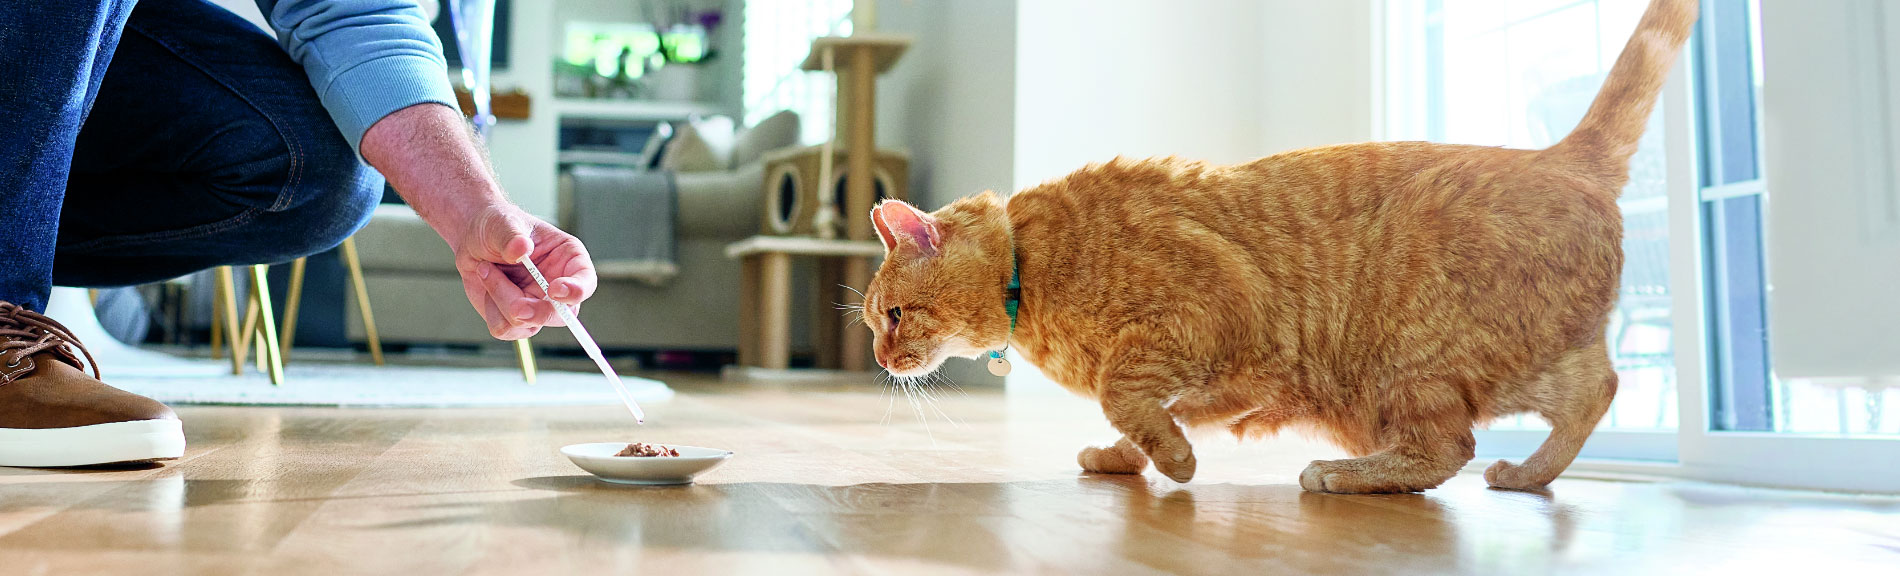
[0,419,186,467]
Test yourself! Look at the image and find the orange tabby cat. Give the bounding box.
[862,0,1698,493]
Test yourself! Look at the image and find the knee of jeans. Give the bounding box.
[269,156,383,260]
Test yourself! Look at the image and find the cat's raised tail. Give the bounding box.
[1552,0,1699,178]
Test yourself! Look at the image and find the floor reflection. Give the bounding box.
[368,474,1476,573]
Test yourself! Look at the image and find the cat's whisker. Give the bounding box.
[894,371,957,429]
[899,376,937,446]
[878,371,899,425]
[904,377,931,429]
[918,372,962,428]
[928,370,969,398]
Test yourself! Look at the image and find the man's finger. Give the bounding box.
[541,239,597,306]
[460,272,511,338]
[476,262,540,326]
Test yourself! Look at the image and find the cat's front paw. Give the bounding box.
[1151,447,1197,483]
[1077,443,1148,475]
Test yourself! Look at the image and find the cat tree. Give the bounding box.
[729,7,912,373]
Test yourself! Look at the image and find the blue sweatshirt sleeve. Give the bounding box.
[254,0,460,157]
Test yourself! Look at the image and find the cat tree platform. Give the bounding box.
[726,236,884,372]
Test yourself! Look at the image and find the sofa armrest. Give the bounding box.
[675,161,765,240]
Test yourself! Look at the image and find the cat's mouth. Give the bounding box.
[879,339,987,377]
[880,351,946,377]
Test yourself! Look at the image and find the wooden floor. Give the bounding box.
[2,372,1898,575]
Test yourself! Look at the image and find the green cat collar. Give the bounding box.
[1004,258,1021,332]
[988,255,1020,368]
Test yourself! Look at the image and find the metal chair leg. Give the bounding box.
[215,266,244,374]
[255,328,268,374]
[209,278,225,360]
[515,339,537,385]
[339,237,385,366]
[248,264,284,385]
[279,257,306,362]
[237,285,258,371]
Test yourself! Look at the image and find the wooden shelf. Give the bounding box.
[552,98,724,122]
[454,88,533,120]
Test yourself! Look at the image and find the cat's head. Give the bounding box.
[861,194,1012,377]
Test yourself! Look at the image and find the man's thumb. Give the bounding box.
[482,210,535,263]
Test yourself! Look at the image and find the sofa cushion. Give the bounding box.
[731,110,801,168]
[660,115,735,172]
[351,204,456,273]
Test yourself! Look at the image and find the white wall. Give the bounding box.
[877,0,1019,210]
[1258,0,1375,153]
[1013,0,1371,191]
[489,0,559,218]
[1014,0,1266,189]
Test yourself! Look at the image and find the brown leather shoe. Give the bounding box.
[0,301,185,467]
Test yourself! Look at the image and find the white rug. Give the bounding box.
[110,363,673,408]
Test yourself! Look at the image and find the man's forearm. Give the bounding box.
[359,102,507,247]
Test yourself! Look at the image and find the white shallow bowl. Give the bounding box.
[561,442,733,485]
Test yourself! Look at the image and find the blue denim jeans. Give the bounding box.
[0,0,383,313]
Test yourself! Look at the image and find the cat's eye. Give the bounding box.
[887,307,902,325]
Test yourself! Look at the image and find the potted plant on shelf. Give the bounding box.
[641,2,723,101]
[553,3,723,101]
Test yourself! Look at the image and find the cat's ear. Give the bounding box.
[871,200,941,257]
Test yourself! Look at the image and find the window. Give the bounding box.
[1383,0,1900,492]
[742,0,853,143]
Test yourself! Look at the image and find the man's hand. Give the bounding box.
[360,103,598,340]
[453,205,597,339]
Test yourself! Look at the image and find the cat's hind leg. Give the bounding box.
[1299,386,1476,494]
[1485,341,1617,491]
[1078,437,1150,475]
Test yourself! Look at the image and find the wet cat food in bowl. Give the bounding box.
[615,443,679,457]
[561,442,731,485]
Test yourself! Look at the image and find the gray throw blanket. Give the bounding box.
[568,165,678,286]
